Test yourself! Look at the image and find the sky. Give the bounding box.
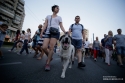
[22,0,125,43]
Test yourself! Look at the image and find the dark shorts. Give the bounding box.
[0,41,3,48]
[44,32,60,40]
[85,48,89,54]
[116,46,125,55]
[94,47,100,50]
[32,41,37,48]
[37,43,43,47]
[72,39,82,49]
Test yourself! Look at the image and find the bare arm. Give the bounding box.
[40,19,48,37]
[82,30,85,41]
[59,22,66,33]
[68,28,72,36]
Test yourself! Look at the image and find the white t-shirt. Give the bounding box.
[84,41,90,48]
[45,15,62,34]
[25,32,31,40]
[20,34,25,41]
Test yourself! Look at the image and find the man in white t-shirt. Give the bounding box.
[84,38,90,58]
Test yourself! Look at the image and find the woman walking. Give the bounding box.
[18,28,31,55]
[104,31,114,66]
[16,30,25,52]
[8,30,21,52]
[40,5,66,71]
[93,37,100,61]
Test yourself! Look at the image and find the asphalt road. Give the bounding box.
[0,47,125,83]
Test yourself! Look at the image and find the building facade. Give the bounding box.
[0,0,25,41]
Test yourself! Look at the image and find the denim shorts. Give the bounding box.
[116,46,125,55]
[32,41,37,48]
[44,32,60,40]
[0,41,3,48]
[94,47,100,50]
[72,39,82,49]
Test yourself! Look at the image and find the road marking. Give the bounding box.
[0,62,22,66]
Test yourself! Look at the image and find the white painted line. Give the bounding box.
[0,62,22,66]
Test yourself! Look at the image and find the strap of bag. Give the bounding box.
[50,15,52,26]
[49,15,59,30]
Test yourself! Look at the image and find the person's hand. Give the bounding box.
[40,33,43,38]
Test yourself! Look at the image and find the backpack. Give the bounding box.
[70,24,84,33]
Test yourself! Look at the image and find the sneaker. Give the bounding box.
[94,58,97,61]
[45,64,50,71]
[78,62,86,68]
[108,64,110,66]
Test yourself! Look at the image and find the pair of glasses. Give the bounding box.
[75,18,80,19]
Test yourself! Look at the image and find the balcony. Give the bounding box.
[17,6,24,12]
[5,0,14,5]
[13,20,20,25]
[15,10,23,15]
[5,3,14,10]
[0,8,14,18]
[0,15,8,20]
[0,5,14,13]
[18,3,24,9]
[15,16,21,21]
[18,0,25,5]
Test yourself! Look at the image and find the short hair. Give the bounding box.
[51,5,59,12]
[1,24,8,28]
[75,15,80,18]
[117,28,122,31]
[22,30,25,34]
[28,28,31,33]
[16,30,20,35]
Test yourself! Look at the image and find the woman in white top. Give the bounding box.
[18,28,31,55]
[16,30,25,52]
[40,5,66,71]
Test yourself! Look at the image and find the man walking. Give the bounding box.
[68,15,86,68]
[114,29,125,68]
[101,34,106,62]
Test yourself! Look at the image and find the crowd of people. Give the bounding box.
[0,5,125,72]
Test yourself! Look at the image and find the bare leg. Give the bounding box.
[118,55,123,65]
[46,38,57,64]
[77,49,82,63]
[42,38,50,57]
